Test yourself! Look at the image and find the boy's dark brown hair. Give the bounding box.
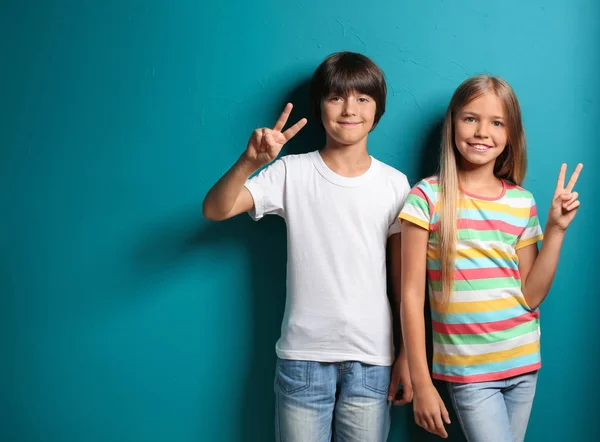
[309,52,387,129]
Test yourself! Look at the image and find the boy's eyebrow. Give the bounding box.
[460,111,505,120]
[326,90,372,97]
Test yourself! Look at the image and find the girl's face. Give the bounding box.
[454,92,509,170]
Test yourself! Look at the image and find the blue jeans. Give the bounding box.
[447,371,538,442]
[274,358,391,442]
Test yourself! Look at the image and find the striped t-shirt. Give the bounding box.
[399,176,544,383]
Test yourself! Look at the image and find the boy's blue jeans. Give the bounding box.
[447,371,538,442]
[274,358,391,442]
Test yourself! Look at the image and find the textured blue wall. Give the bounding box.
[2,1,598,441]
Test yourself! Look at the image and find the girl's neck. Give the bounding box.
[458,163,503,198]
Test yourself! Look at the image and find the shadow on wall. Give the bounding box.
[281,78,324,156]
[190,78,325,441]
[198,215,289,442]
[417,119,443,182]
[133,209,288,442]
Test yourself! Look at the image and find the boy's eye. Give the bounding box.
[358,97,369,103]
[329,96,342,102]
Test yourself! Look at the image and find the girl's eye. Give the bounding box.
[493,121,504,127]
[465,117,476,123]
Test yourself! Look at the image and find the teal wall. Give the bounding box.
[2,1,598,441]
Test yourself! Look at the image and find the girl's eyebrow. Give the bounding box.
[460,111,505,120]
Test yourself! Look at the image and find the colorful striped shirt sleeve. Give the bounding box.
[515,195,544,249]
[399,180,435,231]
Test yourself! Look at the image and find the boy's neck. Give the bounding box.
[320,136,371,177]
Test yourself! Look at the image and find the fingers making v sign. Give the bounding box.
[245,103,307,167]
[547,163,583,231]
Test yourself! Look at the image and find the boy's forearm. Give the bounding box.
[393,284,407,356]
[202,156,258,220]
[522,226,565,309]
[393,292,405,356]
[389,234,405,356]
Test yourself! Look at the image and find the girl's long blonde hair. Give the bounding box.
[438,75,527,304]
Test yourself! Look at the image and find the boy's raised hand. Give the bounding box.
[244,103,307,167]
[548,163,583,231]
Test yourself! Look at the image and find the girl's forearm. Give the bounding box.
[401,293,432,389]
[522,226,565,309]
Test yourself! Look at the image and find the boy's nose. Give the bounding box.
[342,99,357,116]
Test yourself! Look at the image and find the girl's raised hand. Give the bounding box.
[548,163,583,231]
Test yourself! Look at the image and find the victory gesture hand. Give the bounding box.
[244,103,307,167]
[548,163,583,231]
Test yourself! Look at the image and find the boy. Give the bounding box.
[203,52,411,441]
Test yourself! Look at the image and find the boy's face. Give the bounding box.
[320,90,377,146]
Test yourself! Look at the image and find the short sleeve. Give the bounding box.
[515,195,544,249]
[399,179,435,231]
[244,158,286,220]
[388,174,412,236]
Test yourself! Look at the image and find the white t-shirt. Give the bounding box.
[245,151,410,366]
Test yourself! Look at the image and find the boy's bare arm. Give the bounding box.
[202,103,307,221]
[202,158,257,221]
[387,232,414,406]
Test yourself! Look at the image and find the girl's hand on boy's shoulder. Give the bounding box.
[243,103,307,168]
[547,163,583,231]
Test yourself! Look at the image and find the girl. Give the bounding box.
[399,75,583,441]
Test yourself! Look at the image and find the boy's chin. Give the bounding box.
[327,134,369,147]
